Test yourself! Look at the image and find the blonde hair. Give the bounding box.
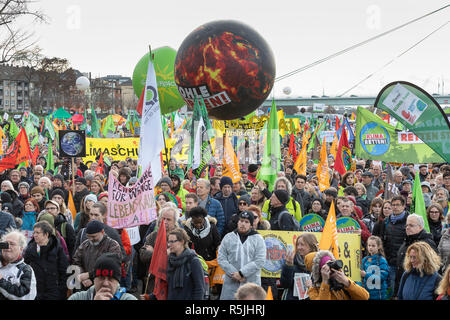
[367,235,385,257]
[436,265,450,296]
[403,242,441,277]
[295,233,319,255]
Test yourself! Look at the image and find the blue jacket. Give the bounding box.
[398,269,441,300]
[362,254,389,300]
[213,193,237,236]
[0,211,16,237]
[202,195,225,236]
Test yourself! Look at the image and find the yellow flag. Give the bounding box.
[319,201,340,259]
[277,109,286,138]
[316,137,330,192]
[293,141,307,175]
[330,133,339,159]
[265,286,273,300]
[222,131,241,183]
[0,126,5,155]
[68,190,77,223]
[351,112,356,120]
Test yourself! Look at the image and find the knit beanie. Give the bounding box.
[220,176,233,189]
[86,220,104,235]
[159,176,173,189]
[248,164,258,173]
[18,181,30,191]
[84,194,98,204]
[50,189,65,199]
[97,192,108,201]
[94,253,122,282]
[274,189,290,205]
[238,210,254,226]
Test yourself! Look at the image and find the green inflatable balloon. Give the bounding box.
[132,46,185,114]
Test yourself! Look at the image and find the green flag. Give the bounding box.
[8,118,20,146]
[257,100,280,191]
[80,108,88,131]
[90,105,100,138]
[46,143,54,172]
[44,117,56,141]
[307,119,326,152]
[411,172,430,233]
[102,115,115,137]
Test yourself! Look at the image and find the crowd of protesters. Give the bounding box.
[0,133,450,301]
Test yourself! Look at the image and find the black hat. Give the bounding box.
[0,192,12,204]
[94,253,122,282]
[248,164,258,173]
[86,220,104,235]
[238,211,254,226]
[239,195,251,205]
[51,188,65,199]
[274,189,290,205]
[220,176,233,189]
[53,174,65,183]
[1,202,13,213]
[361,171,374,178]
[76,177,87,186]
[419,164,427,169]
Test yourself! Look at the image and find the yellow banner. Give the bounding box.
[84,138,139,163]
[258,230,362,283]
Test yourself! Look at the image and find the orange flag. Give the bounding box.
[316,137,330,192]
[329,134,338,159]
[0,128,31,172]
[31,147,40,167]
[293,140,307,175]
[265,286,273,300]
[222,131,241,183]
[95,152,104,175]
[68,190,77,222]
[319,201,340,259]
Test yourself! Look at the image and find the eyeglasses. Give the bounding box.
[429,210,440,214]
[239,202,248,206]
[167,240,180,244]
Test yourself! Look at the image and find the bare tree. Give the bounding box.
[0,0,48,64]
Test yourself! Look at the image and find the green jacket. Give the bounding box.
[169,166,185,180]
[68,286,137,300]
[261,197,302,222]
[176,187,189,212]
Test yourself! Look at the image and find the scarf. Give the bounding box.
[189,218,211,239]
[167,249,197,289]
[390,211,405,224]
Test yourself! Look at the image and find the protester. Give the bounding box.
[234,282,267,300]
[427,203,444,245]
[196,179,225,235]
[435,266,450,300]
[398,241,442,300]
[250,186,266,211]
[74,194,97,232]
[218,211,266,300]
[438,219,450,273]
[304,250,369,300]
[21,198,39,235]
[68,253,137,300]
[73,177,91,213]
[0,229,37,300]
[363,198,384,234]
[360,236,389,300]
[292,174,312,215]
[23,221,68,300]
[166,228,206,300]
[214,176,239,236]
[0,202,17,237]
[248,205,270,230]
[280,233,318,300]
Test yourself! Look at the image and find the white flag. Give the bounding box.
[138,56,164,183]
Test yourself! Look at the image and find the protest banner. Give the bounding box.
[83,137,140,163]
[106,164,158,229]
[258,230,362,283]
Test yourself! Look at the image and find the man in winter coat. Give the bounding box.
[68,253,136,300]
[218,211,266,300]
[361,171,379,202]
[304,250,369,300]
[268,190,299,231]
[196,179,225,235]
[214,176,239,237]
[0,230,37,300]
[71,220,122,290]
[394,214,438,296]
[291,174,312,215]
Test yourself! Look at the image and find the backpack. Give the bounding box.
[278,210,301,231]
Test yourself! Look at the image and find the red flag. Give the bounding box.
[31,147,40,167]
[95,152,104,175]
[288,132,297,162]
[334,127,350,175]
[0,128,32,172]
[148,219,168,300]
[136,87,145,116]
[335,116,341,131]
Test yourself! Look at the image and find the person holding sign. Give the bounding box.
[304,250,369,300]
[280,233,318,300]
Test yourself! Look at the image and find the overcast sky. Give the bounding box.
[25,0,450,98]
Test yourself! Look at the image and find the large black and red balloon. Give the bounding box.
[174,20,276,120]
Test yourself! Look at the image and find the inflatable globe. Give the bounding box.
[61,132,84,156]
[174,20,276,120]
[132,46,185,115]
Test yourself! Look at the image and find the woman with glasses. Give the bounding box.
[24,221,69,300]
[427,204,444,245]
[166,228,206,300]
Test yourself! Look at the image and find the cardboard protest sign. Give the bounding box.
[106,164,158,229]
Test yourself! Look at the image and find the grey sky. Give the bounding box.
[28,0,449,98]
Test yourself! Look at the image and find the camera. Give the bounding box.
[327,259,344,291]
[0,242,9,250]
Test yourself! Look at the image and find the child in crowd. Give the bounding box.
[361,236,389,300]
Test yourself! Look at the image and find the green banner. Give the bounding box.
[355,107,445,163]
[374,81,450,163]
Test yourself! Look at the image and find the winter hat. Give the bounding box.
[220,176,234,189]
[399,167,410,177]
[421,181,431,193]
[128,177,138,185]
[274,189,290,205]
[18,181,30,190]
[347,195,357,206]
[1,202,13,213]
[84,194,98,204]
[159,176,173,189]
[238,211,254,226]
[76,177,88,186]
[86,220,104,235]
[94,253,122,282]
[239,195,251,205]
[97,192,108,201]
[311,250,336,287]
[50,189,65,199]
[53,174,65,183]
[0,192,12,204]
[319,255,333,270]
[44,200,60,211]
[37,213,55,229]
[324,187,338,198]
